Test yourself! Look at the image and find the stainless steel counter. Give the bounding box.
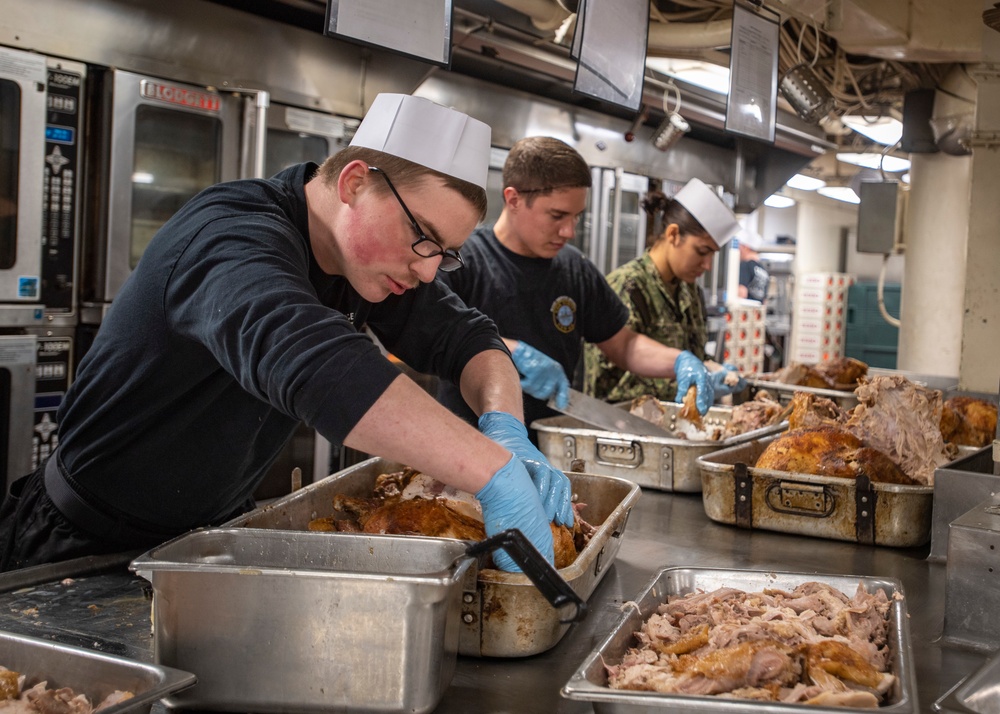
[0,488,989,713]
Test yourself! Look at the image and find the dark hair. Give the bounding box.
[502,137,591,206]
[317,146,488,222]
[642,190,709,243]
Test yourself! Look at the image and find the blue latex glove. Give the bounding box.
[710,364,748,397]
[511,342,570,410]
[674,350,714,415]
[476,455,556,572]
[479,411,574,527]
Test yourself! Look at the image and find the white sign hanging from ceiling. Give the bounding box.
[324,0,454,67]
[725,0,779,143]
[572,0,650,112]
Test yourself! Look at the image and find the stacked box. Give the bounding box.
[790,272,854,363]
[721,302,766,374]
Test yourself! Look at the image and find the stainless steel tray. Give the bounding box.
[132,529,475,714]
[224,457,640,657]
[562,567,918,713]
[0,628,195,714]
[930,446,1000,562]
[934,650,1000,713]
[747,367,960,409]
[942,494,1000,653]
[533,401,786,492]
[696,435,934,547]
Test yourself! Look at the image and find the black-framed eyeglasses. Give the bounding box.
[368,166,464,272]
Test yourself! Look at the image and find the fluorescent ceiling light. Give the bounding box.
[132,171,155,184]
[816,186,860,204]
[763,194,796,208]
[841,115,904,145]
[836,152,911,172]
[646,58,730,95]
[785,173,826,191]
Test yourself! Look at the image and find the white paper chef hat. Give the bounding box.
[673,178,741,246]
[349,93,491,190]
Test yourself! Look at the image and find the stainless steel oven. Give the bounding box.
[243,103,358,179]
[0,48,85,327]
[0,334,36,491]
[82,69,244,320]
[0,46,46,326]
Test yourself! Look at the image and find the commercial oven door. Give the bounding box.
[0,46,46,323]
[0,334,37,491]
[89,70,242,310]
[586,168,649,274]
[254,103,358,178]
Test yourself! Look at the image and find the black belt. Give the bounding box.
[43,450,177,545]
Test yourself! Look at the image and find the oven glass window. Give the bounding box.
[0,80,20,270]
[130,105,221,268]
[266,129,328,178]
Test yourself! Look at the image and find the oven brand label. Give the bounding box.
[140,80,221,112]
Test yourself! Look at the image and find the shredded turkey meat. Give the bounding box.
[845,375,957,485]
[607,581,896,708]
[0,666,133,712]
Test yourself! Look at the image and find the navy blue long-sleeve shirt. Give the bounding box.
[56,163,504,533]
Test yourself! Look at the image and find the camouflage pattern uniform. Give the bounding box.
[584,253,708,402]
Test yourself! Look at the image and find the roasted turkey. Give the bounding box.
[310,467,595,569]
[940,396,998,447]
[765,357,869,390]
[755,426,917,485]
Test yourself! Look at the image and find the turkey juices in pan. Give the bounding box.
[307,467,597,569]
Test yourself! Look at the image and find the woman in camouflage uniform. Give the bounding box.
[584,179,743,405]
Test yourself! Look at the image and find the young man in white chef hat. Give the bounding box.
[585,178,746,407]
[0,94,569,574]
[437,137,731,436]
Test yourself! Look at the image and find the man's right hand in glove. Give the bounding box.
[510,342,570,409]
[476,455,555,572]
[674,350,714,415]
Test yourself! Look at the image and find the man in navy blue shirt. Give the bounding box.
[0,95,569,573]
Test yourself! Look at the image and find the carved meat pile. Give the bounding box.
[607,581,896,708]
[763,357,869,391]
[940,396,998,447]
[757,375,958,485]
[628,391,784,442]
[0,665,133,712]
[309,468,596,569]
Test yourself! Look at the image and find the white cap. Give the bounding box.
[349,93,491,190]
[673,178,740,246]
[737,230,763,250]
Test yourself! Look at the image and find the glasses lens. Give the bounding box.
[411,237,441,258]
[438,253,463,272]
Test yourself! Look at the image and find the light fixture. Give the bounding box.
[836,152,911,172]
[651,82,690,152]
[780,64,834,123]
[816,186,860,204]
[901,172,911,184]
[132,172,155,184]
[841,115,904,145]
[763,194,796,208]
[785,173,826,191]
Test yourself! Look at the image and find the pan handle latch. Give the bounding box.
[765,480,835,517]
[466,529,587,623]
[594,437,644,469]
